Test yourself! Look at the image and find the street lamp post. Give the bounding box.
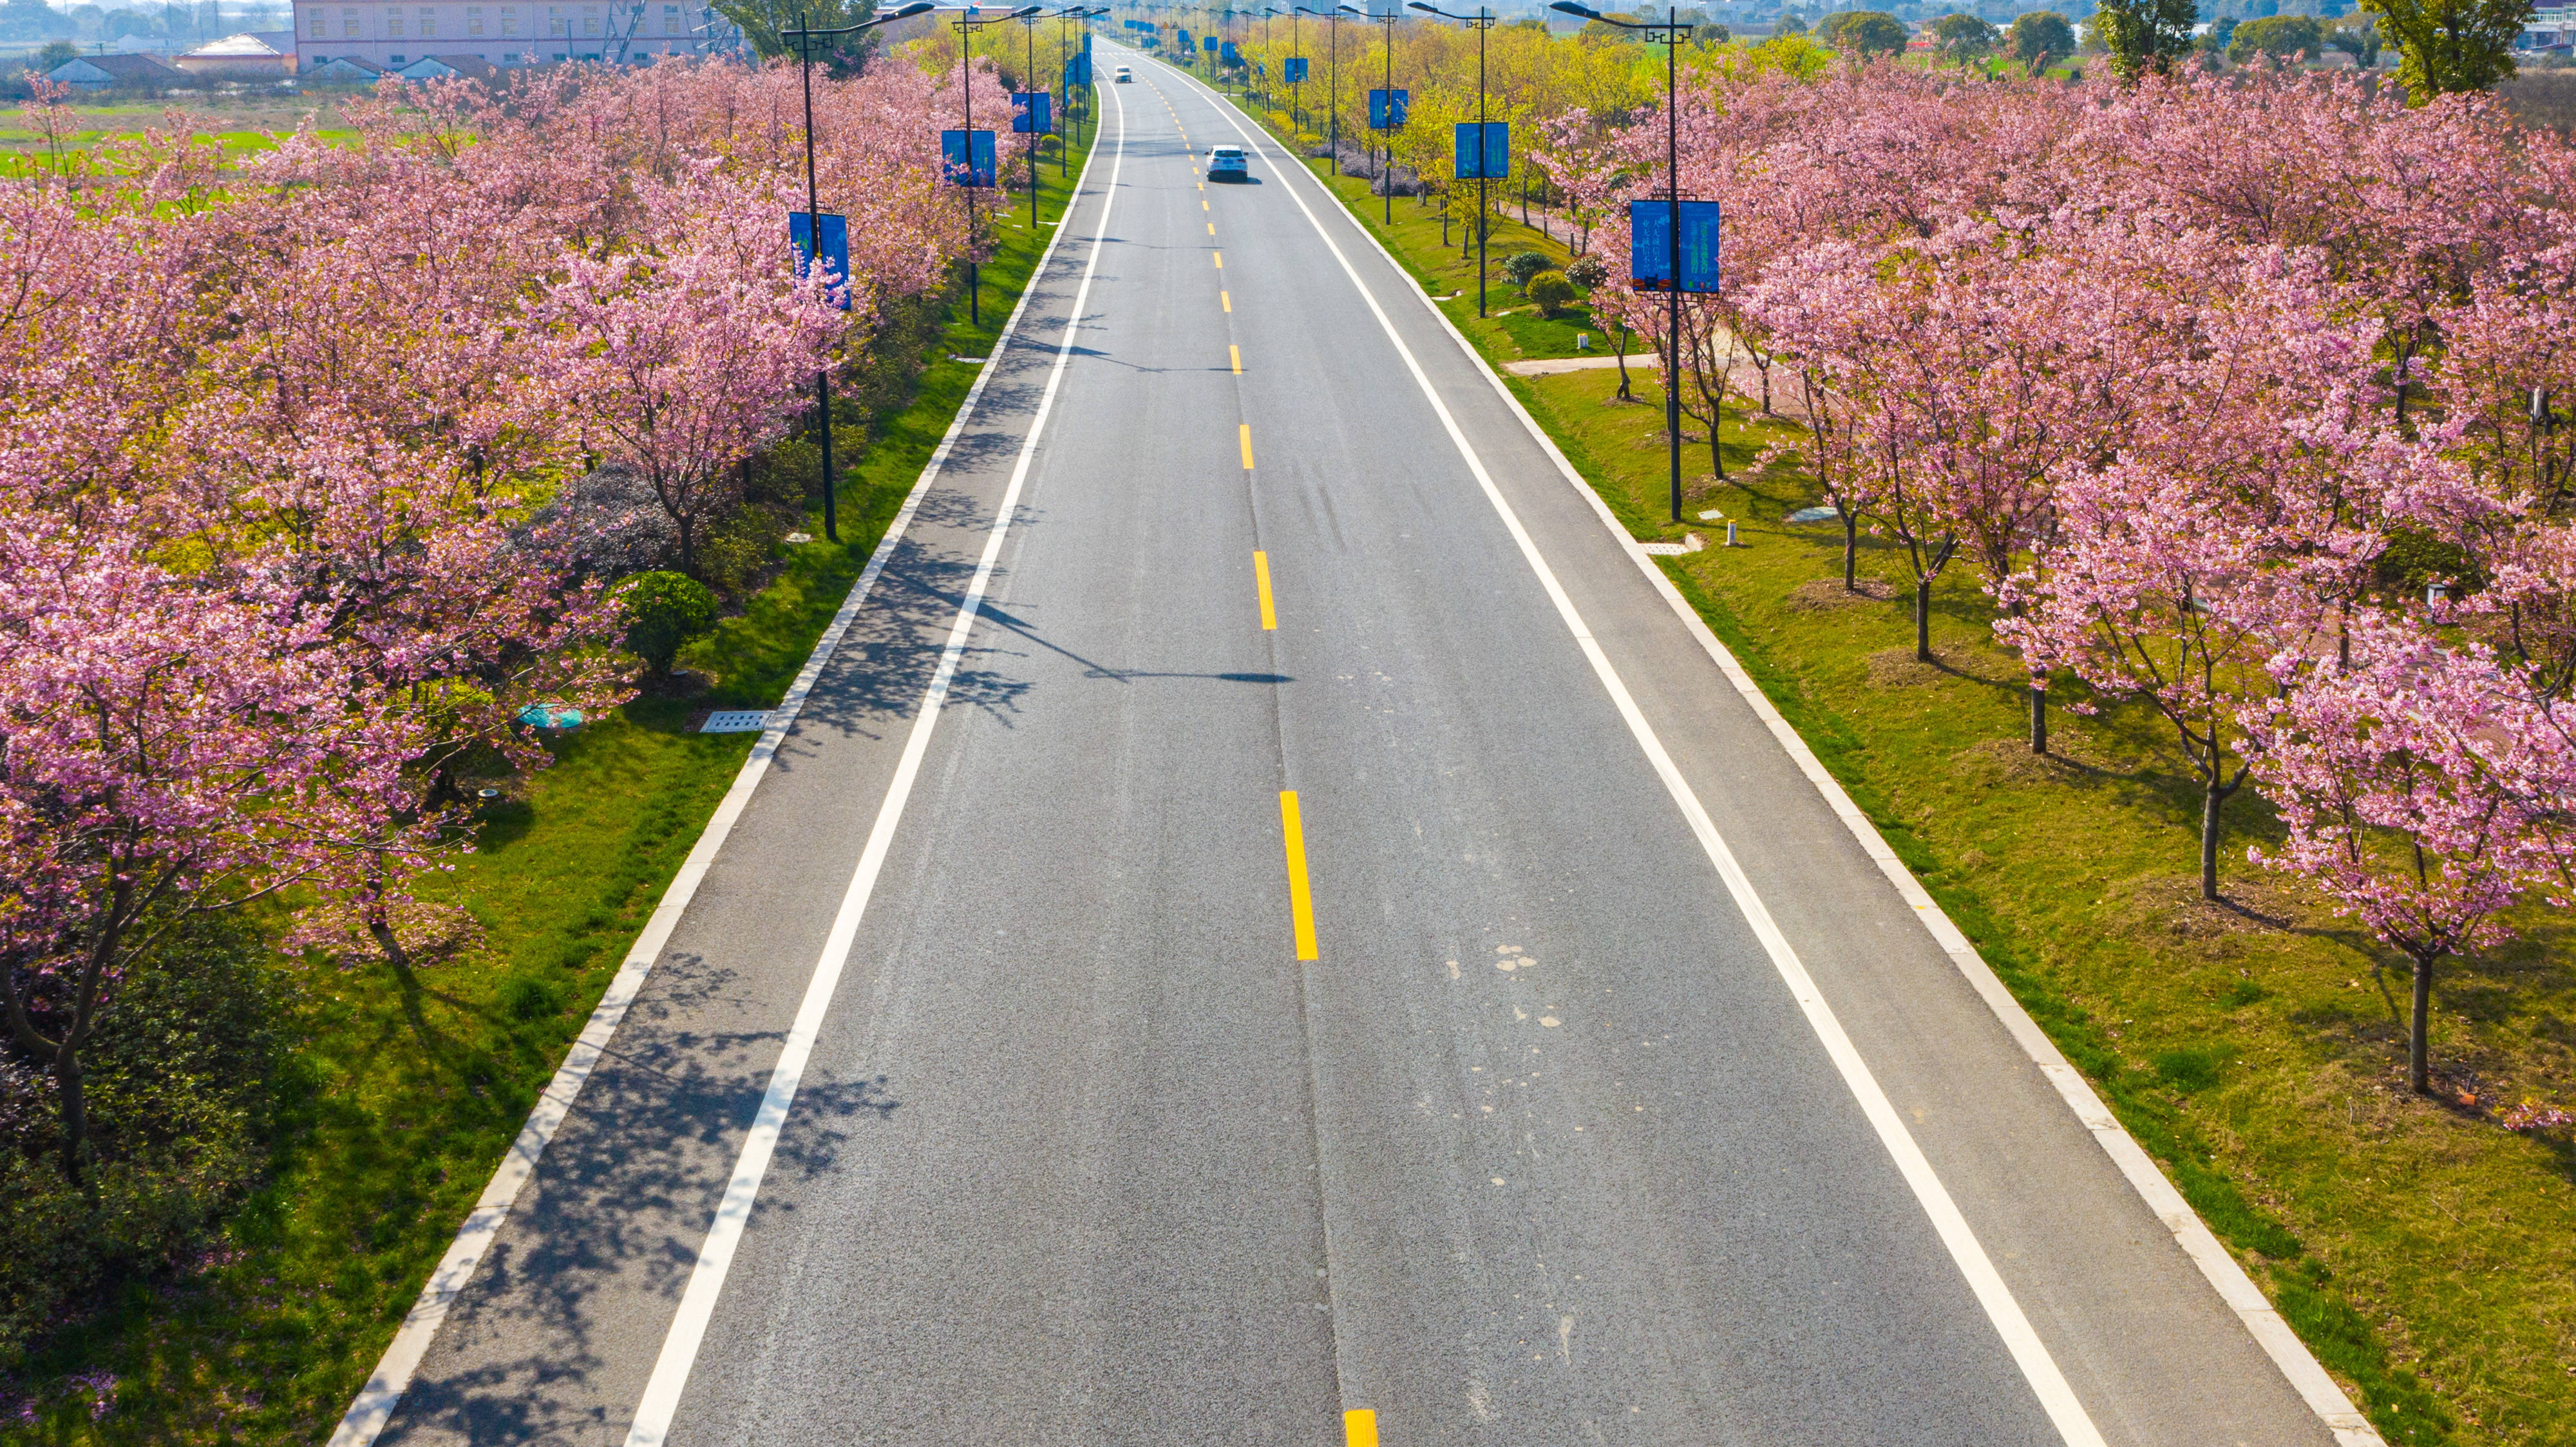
[1408,2,1492,317]
[1376,3,1396,224]
[1551,1,1688,525]
[788,1,936,542]
[1295,4,1359,176]
[950,3,1046,326]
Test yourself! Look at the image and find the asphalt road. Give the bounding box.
[366,51,2349,1447]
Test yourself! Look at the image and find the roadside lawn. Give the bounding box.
[0,120,1098,1443]
[1243,95,2576,1447]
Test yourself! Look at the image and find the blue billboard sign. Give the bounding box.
[940,129,997,187]
[788,211,850,310]
[1283,55,1309,81]
[1628,198,1721,294]
[1454,120,1508,179]
[1010,91,1052,133]
[1367,87,1408,129]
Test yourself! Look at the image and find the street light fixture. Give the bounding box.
[1551,0,1692,525]
[785,0,937,542]
[1294,5,1361,176]
[946,3,1048,326]
[1408,2,1493,317]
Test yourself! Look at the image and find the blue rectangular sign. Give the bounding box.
[1629,198,1721,294]
[940,128,998,187]
[1368,87,1408,129]
[1203,33,1218,50]
[788,211,851,310]
[1065,53,1089,85]
[1010,90,1052,133]
[1178,26,1191,46]
[1283,55,1309,82]
[1220,40,1239,62]
[1454,120,1508,179]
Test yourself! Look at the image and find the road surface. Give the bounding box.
[363,50,2353,1447]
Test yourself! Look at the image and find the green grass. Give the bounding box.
[1238,100,2576,1447]
[0,121,1098,1443]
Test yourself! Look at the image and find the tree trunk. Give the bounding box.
[1842,513,1858,591]
[2408,949,2435,1095]
[54,1037,91,1198]
[1615,325,1633,401]
[2200,775,2225,902]
[2029,681,2047,755]
[1709,390,1727,480]
[1915,576,1933,662]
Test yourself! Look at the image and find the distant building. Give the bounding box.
[45,52,183,88]
[303,53,384,80]
[290,0,723,70]
[176,32,299,73]
[393,52,500,77]
[2523,3,2576,49]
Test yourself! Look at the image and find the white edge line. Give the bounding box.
[1166,58,2385,1447]
[322,129,1110,1447]
[1145,56,2104,1447]
[618,84,1127,1447]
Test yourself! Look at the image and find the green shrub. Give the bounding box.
[0,918,283,1368]
[1501,251,1556,288]
[1526,272,1579,318]
[1563,254,1609,289]
[612,571,719,674]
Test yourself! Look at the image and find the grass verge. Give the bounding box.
[1230,85,2576,1447]
[0,121,1097,1443]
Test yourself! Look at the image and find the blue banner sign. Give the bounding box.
[1367,87,1408,129]
[788,211,850,310]
[1010,91,1052,133]
[1220,39,1239,62]
[1454,120,1508,179]
[940,128,997,187]
[1629,198,1721,294]
[1202,33,1218,50]
[1178,26,1191,46]
[1283,55,1309,81]
[1065,53,1090,86]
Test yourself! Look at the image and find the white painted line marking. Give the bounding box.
[1177,63,2111,1447]
[1171,57,2385,1447]
[618,84,1129,1447]
[322,98,1113,1447]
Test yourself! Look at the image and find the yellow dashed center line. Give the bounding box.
[1222,290,1232,312]
[1213,252,1223,269]
[1345,1409,1378,1447]
[1280,791,1318,961]
[1253,550,1276,630]
[1239,423,1253,470]
[1208,222,1217,236]
[1229,345,1242,375]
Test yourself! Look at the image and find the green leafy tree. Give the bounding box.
[2358,0,2531,99]
[2092,0,2199,75]
[2326,12,2383,61]
[2228,12,2323,58]
[1931,12,1998,62]
[2005,9,2074,68]
[1772,11,1807,33]
[32,37,77,70]
[712,0,877,60]
[1817,9,1909,55]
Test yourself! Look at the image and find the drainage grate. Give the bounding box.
[700,710,779,734]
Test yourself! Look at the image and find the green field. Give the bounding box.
[0,118,1098,1442]
[1224,91,2576,1447]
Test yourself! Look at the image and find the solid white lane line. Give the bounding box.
[1179,66,2384,1447]
[321,110,1108,1447]
[1166,59,2110,1447]
[617,84,1128,1447]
